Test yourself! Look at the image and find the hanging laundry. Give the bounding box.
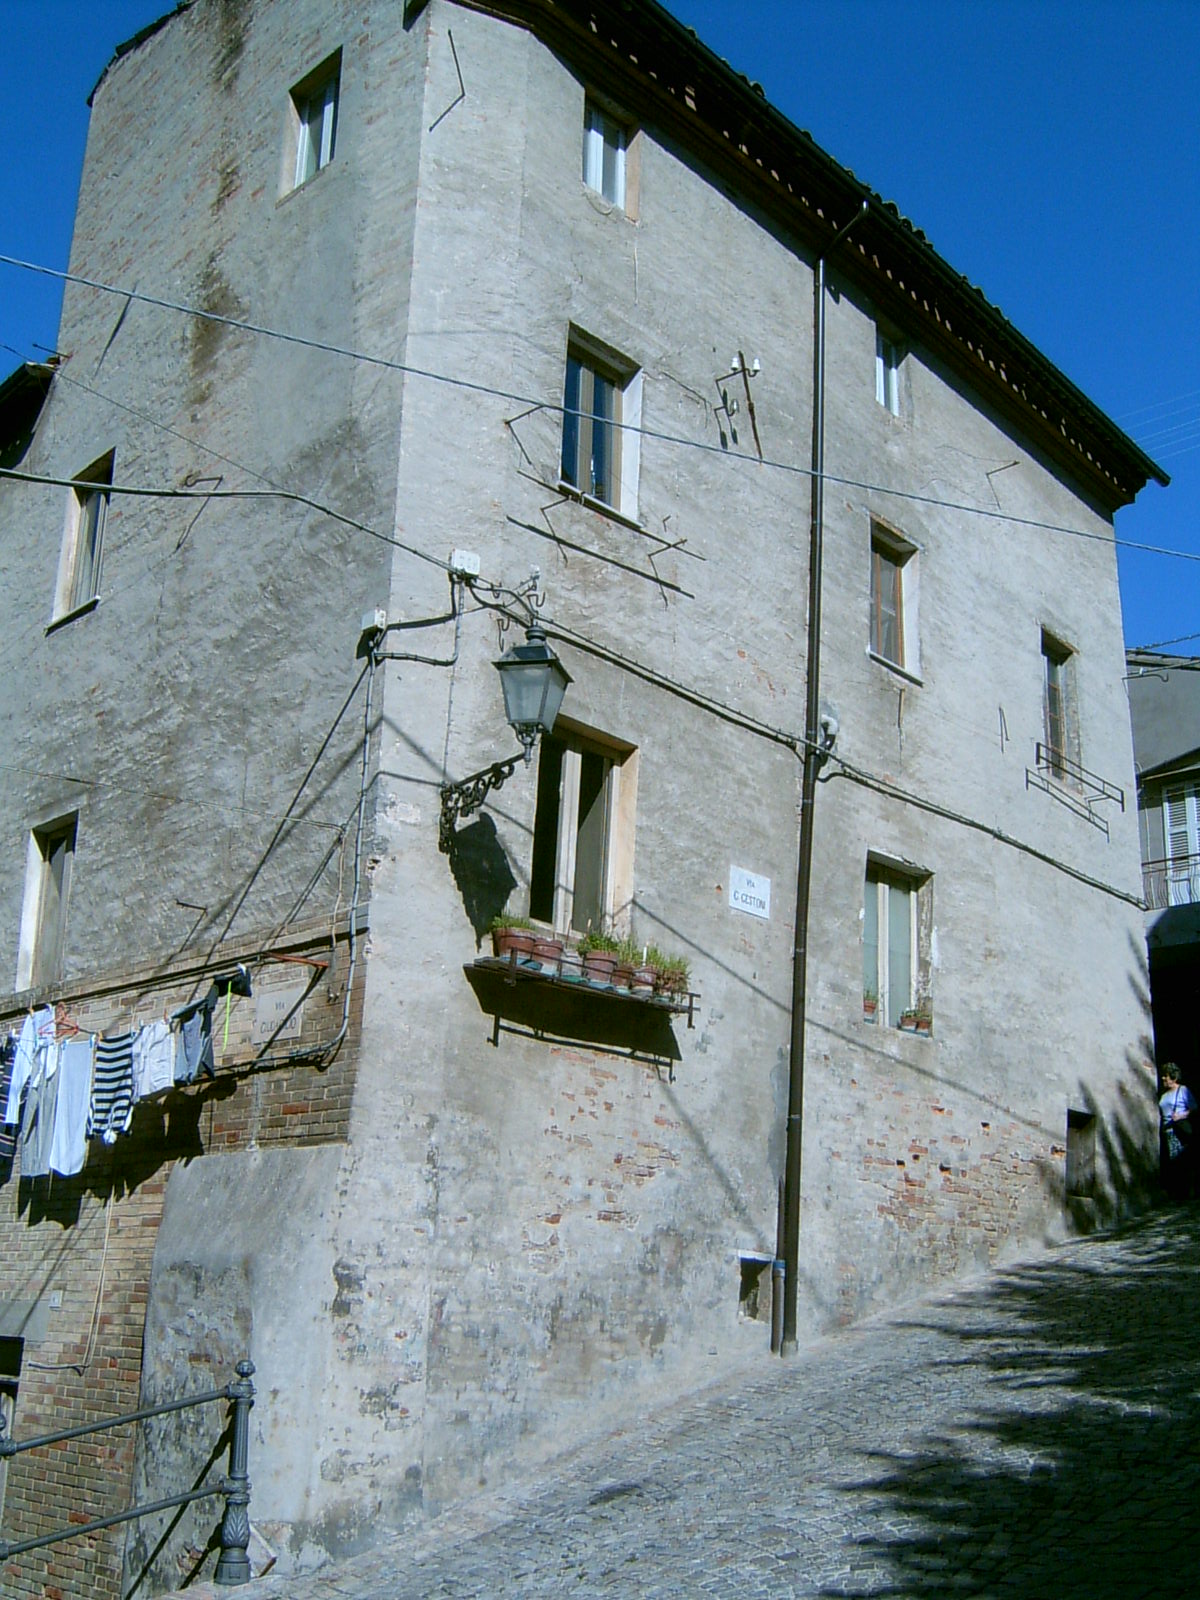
[89,1032,134,1144]
[48,1036,93,1177]
[20,1035,61,1180]
[0,1036,17,1164]
[132,1019,174,1101]
[5,1008,52,1127]
[0,1039,15,1174]
[172,986,219,1083]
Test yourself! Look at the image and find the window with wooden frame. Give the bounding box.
[869,521,917,673]
[560,335,642,517]
[52,451,113,622]
[16,814,77,991]
[1041,629,1078,779]
[863,859,932,1029]
[528,723,636,937]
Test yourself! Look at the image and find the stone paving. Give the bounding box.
[182,1207,1200,1599]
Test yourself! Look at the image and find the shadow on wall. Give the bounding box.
[447,813,519,947]
[825,1203,1200,1600]
[1032,930,1160,1233]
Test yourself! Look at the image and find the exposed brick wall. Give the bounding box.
[0,920,364,1600]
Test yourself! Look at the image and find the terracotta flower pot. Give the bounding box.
[630,963,657,996]
[582,950,618,984]
[611,961,636,991]
[492,925,536,960]
[532,934,565,974]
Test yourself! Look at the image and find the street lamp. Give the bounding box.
[439,620,571,852]
[493,621,571,764]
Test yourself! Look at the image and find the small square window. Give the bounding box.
[52,451,112,621]
[863,859,931,1030]
[1041,629,1078,780]
[869,521,918,675]
[17,815,77,991]
[875,327,902,416]
[288,52,340,191]
[528,724,636,937]
[560,334,642,518]
[582,100,628,208]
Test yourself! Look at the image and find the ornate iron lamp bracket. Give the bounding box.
[439,753,525,852]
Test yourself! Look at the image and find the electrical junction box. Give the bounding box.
[449,549,481,578]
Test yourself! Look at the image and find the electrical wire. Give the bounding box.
[0,254,1184,566]
[0,465,445,568]
[472,587,1145,908]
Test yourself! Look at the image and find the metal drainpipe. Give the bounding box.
[780,200,868,1356]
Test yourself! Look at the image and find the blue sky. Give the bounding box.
[2,0,1197,650]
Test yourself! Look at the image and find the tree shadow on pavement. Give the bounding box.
[827,1205,1200,1600]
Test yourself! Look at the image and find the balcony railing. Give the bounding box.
[1143,853,1200,910]
[1025,743,1125,837]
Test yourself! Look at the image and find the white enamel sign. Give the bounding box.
[729,865,771,920]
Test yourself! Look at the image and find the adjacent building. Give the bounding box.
[0,1,1167,1593]
[1127,648,1200,1076]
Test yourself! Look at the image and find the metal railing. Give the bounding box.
[1143,853,1200,910]
[1025,742,1126,836]
[0,1359,255,1586]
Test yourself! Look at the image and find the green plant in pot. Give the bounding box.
[578,928,620,983]
[650,948,690,996]
[490,913,536,960]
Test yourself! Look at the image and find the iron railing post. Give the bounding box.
[214,1360,255,1586]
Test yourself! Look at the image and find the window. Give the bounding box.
[869,522,917,672]
[1164,781,1200,906]
[53,451,112,619]
[875,327,902,416]
[863,860,931,1029]
[289,52,340,190]
[560,335,642,517]
[582,100,627,208]
[738,1255,772,1324]
[1041,630,1077,778]
[16,815,77,991]
[528,724,636,936]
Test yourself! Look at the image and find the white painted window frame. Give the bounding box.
[52,452,112,621]
[875,328,902,416]
[582,101,627,208]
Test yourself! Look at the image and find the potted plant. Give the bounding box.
[578,928,621,984]
[898,1000,933,1035]
[863,987,878,1022]
[531,929,565,974]
[652,951,691,998]
[490,914,536,961]
[628,944,658,996]
[611,937,641,991]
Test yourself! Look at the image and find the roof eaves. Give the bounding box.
[463,0,1165,506]
[88,2,194,106]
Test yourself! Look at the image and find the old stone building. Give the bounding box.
[0,0,1166,1592]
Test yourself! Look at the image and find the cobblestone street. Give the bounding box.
[182,1206,1200,1599]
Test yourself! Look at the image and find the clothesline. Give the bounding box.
[2,967,255,1183]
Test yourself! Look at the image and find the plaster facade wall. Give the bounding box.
[0,0,1159,1590]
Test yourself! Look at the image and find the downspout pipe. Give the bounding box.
[780,199,868,1356]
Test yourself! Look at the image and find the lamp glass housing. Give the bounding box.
[494,625,571,757]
